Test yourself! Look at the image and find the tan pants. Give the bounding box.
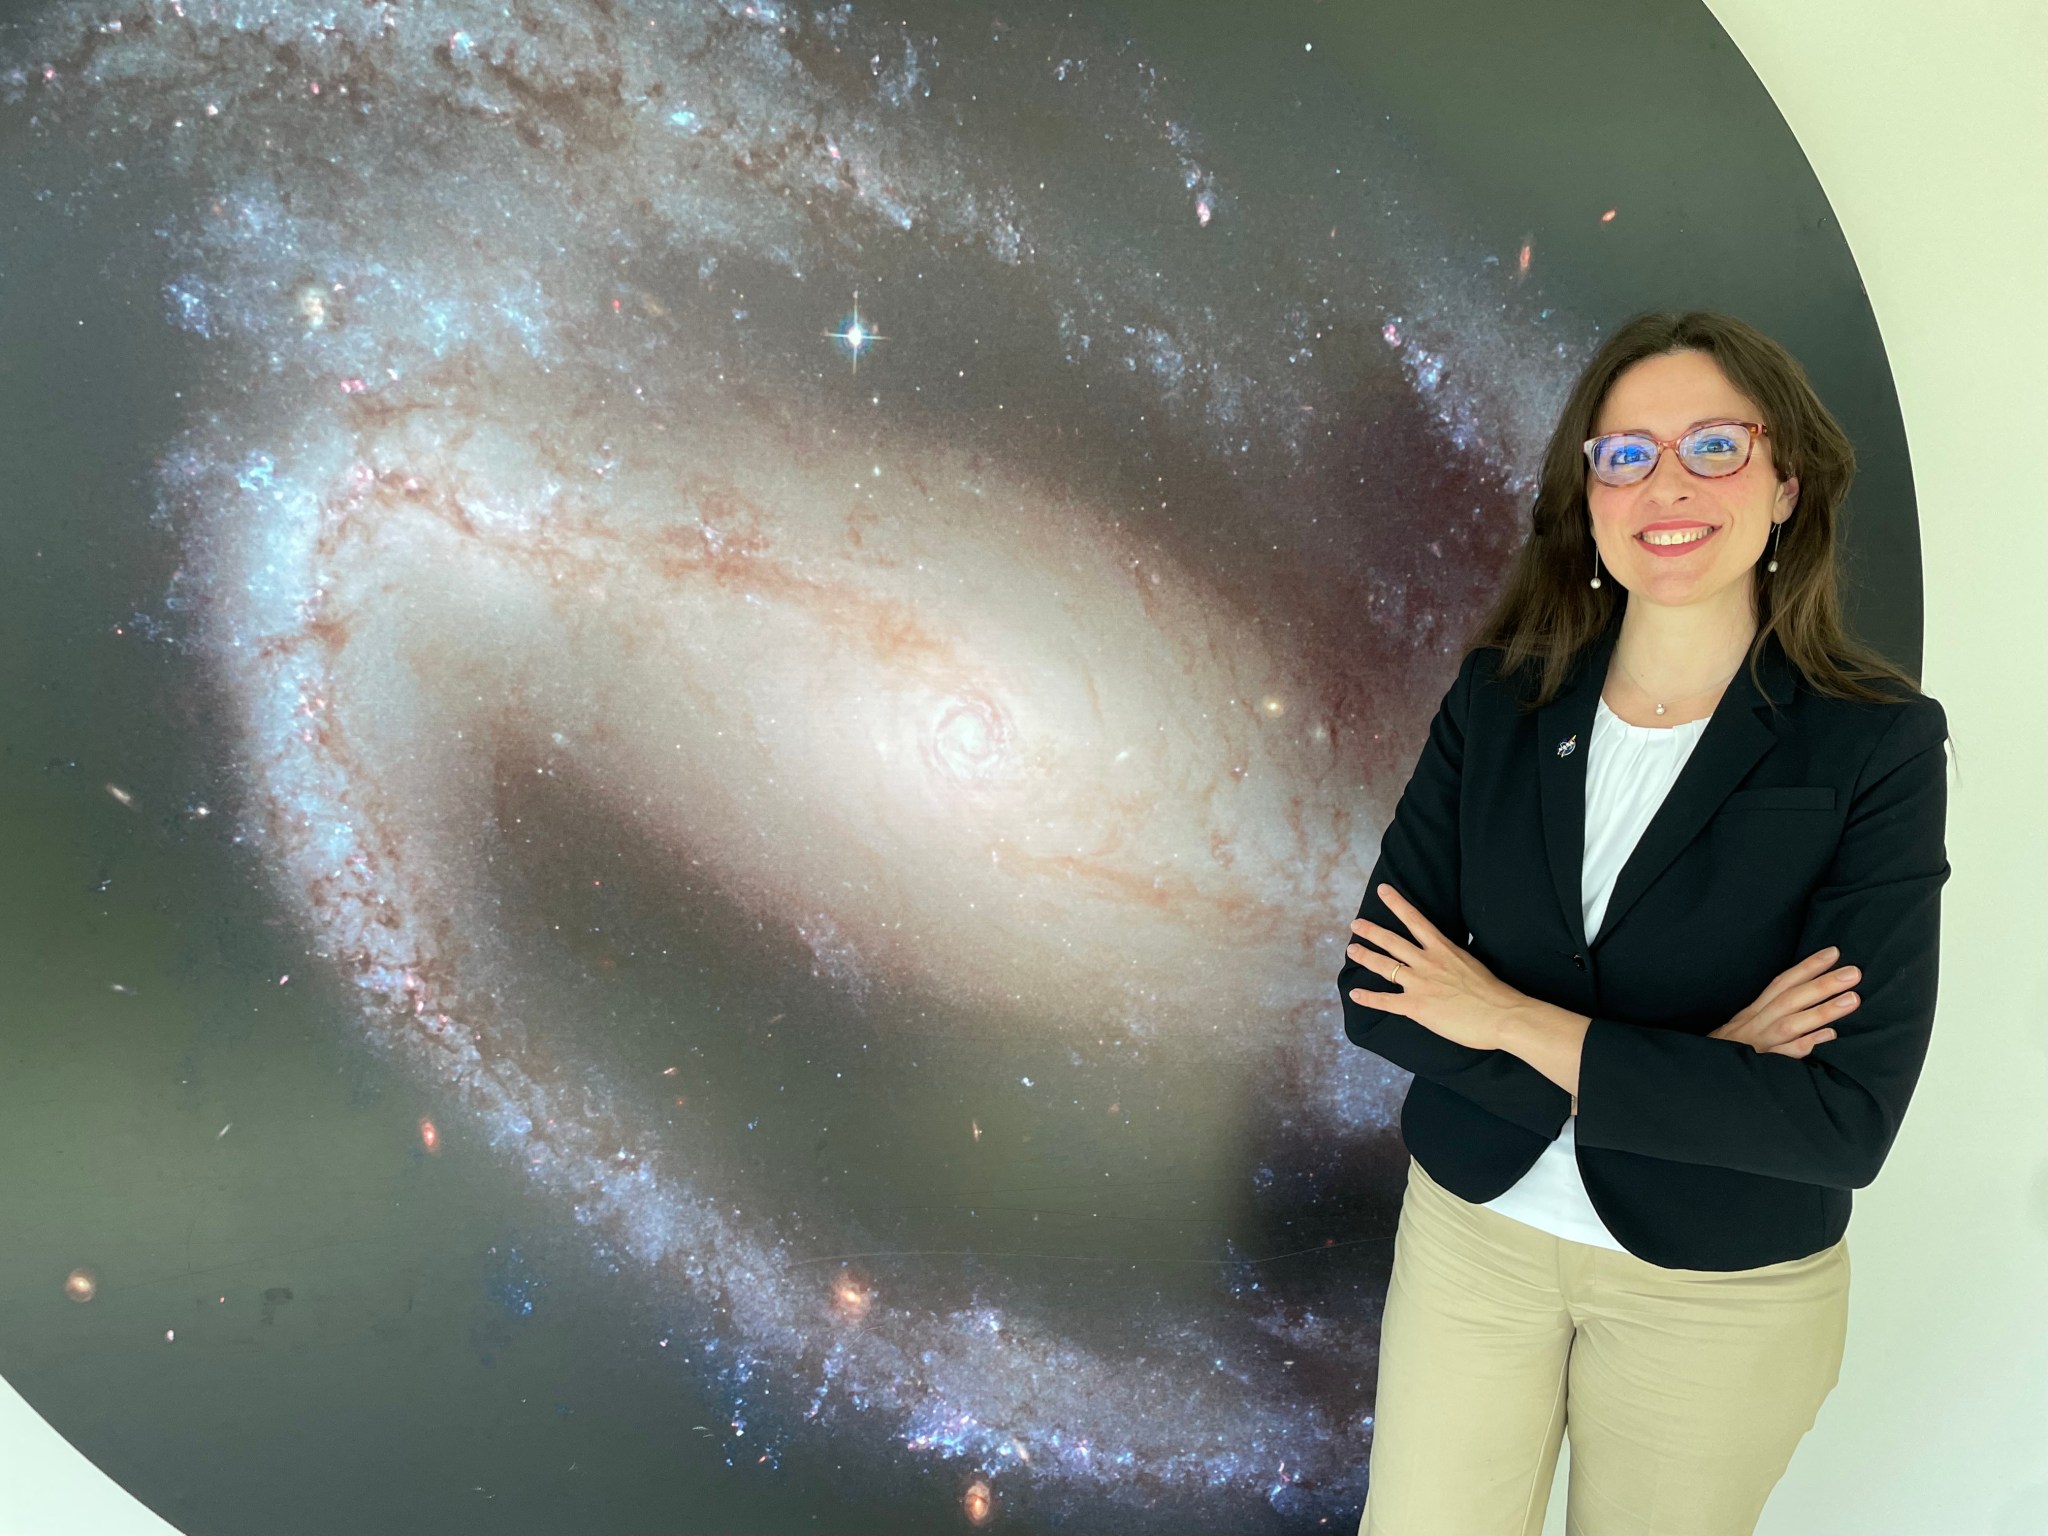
[1359,1157,1849,1536]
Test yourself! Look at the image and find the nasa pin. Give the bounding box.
[1556,734,1578,758]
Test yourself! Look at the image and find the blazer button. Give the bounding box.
[1571,953,1586,970]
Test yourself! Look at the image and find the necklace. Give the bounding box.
[1613,649,1746,717]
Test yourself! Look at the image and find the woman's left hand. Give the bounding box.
[1346,883,1529,1052]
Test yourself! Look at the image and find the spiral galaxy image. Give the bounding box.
[0,1,1909,1532]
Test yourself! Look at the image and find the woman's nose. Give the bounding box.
[1640,442,1696,503]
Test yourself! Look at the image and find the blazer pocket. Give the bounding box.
[1719,786,1836,812]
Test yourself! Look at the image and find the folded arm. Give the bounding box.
[1337,648,1573,1140]
[1574,699,1951,1188]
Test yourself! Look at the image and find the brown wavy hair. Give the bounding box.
[1462,309,1925,717]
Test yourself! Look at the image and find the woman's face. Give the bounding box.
[1586,347,1799,618]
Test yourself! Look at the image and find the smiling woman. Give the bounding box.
[0,0,1911,1531]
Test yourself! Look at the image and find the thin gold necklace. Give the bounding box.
[1612,651,1745,717]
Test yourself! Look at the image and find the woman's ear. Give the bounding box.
[1778,475,1801,513]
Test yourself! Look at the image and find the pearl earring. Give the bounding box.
[1589,545,1602,590]
[1766,520,1783,573]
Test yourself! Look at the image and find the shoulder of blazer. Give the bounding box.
[1457,643,1544,712]
[1785,671,1948,758]
[1844,686,1950,780]
[1455,642,1946,770]
[1458,643,1520,690]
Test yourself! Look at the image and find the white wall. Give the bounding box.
[3,1,2043,1531]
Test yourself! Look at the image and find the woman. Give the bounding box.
[1338,310,1951,1535]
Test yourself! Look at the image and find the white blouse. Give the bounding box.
[1477,694,1712,1252]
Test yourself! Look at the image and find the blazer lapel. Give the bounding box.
[1537,614,1794,953]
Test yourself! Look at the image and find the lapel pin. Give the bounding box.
[1556,734,1578,758]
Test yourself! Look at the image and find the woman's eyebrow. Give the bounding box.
[1595,415,1749,435]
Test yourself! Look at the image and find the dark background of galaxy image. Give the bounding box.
[0,0,1916,1533]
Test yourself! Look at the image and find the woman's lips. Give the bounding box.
[1636,525,1719,557]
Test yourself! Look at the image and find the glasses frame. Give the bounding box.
[1582,419,1769,488]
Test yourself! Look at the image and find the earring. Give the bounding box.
[1766,520,1783,573]
[1589,544,1602,590]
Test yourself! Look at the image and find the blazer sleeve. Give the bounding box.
[1337,648,1574,1139]
[1574,695,1951,1189]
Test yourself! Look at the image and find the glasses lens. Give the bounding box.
[1678,422,1753,477]
[1587,433,1658,486]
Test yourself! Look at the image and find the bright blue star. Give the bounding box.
[823,290,888,375]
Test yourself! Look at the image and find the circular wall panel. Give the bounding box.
[0,2,1914,1532]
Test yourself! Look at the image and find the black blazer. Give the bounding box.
[1338,610,1950,1271]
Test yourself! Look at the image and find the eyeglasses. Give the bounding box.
[1583,420,1768,488]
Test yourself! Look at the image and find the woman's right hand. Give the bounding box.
[1709,946,1860,1057]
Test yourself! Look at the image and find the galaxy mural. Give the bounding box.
[0,1,1914,1533]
